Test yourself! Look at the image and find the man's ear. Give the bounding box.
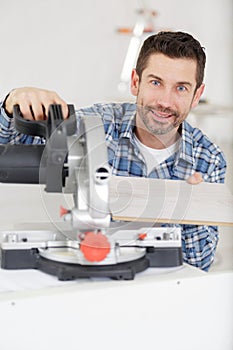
[130,69,140,96]
[191,83,205,109]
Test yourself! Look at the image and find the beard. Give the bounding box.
[136,104,185,135]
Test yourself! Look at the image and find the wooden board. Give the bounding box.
[109,176,233,226]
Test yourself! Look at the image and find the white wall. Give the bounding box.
[0,0,232,107]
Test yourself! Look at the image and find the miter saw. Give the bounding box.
[0,104,182,280]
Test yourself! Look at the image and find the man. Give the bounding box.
[0,31,226,271]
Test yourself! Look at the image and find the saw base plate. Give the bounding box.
[37,255,149,281]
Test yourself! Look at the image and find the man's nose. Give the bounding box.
[156,88,174,108]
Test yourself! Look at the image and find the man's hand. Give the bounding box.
[187,172,204,185]
[4,87,69,120]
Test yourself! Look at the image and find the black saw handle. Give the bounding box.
[13,104,76,139]
[0,104,77,192]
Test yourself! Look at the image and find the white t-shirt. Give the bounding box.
[133,134,181,175]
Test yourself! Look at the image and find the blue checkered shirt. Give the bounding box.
[0,102,227,271]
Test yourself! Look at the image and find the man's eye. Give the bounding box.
[151,80,160,86]
[177,86,186,92]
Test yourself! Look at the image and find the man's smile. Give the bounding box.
[147,108,176,123]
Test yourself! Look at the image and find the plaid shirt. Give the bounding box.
[0,102,227,271]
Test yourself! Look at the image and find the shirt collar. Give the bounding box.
[176,120,195,166]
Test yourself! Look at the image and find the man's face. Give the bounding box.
[131,53,204,136]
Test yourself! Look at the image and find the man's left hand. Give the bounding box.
[187,172,204,185]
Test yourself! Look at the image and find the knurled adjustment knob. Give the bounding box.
[80,231,111,262]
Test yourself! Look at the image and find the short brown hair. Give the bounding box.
[136,31,206,88]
